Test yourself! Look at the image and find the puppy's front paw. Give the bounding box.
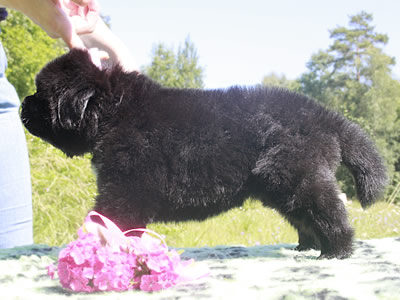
[318,250,352,260]
[295,244,319,252]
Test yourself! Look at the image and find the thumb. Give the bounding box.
[65,31,86,49]
[54,0,86,49]
[71,0,93,6]
[58,22,86,49]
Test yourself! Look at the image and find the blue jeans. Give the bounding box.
[0,41,33,248]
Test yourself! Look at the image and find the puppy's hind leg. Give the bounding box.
[288,173,354,259]
[291,218,321,252]
[253,148,353,258]
[257,172,353,258]
[264,192,322,252]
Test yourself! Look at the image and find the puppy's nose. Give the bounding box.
[20,95,37,123]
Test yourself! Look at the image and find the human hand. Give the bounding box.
[45,0,100,49]
[60,0,100,46]
[0,0,100,48]
[81,19,138,72]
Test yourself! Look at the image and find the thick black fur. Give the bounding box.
[21,49,388,259]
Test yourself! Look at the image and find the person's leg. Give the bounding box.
[0,111,33,248]
[0,35,33,248]
[0,63,33,248]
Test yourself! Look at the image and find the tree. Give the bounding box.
[261,72,300,91]
[299,11,396,115]
[298,11,400,201]
[144,37,204,89]
[0,10,67,99]
[329,12,390,83]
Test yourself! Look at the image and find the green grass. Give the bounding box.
[28,134,97,246]
[28,133,400,247]
[149,200,400,248]
[149,199,297,247]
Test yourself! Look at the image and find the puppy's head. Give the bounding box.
[21,49,110,157]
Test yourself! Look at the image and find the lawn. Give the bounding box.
[28,135,400,247]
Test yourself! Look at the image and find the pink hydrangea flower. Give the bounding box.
[47,211,208,292]
[47,263,55,279]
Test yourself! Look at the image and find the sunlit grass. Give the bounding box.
[28,134,96,246]
[149,199,297,248]
[28,133,400,247]
[150,199,400,248]
[349,201,400,239]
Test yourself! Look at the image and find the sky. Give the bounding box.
[97,0,400,89]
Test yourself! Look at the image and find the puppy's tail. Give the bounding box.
[339,120,388,208]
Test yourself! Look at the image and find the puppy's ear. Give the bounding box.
[35,48,109,133]
[57,88,96,130]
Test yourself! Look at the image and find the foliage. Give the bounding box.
[143,37,204,89]
[0,10,67,99]
[154,199,400,247]
[34,185,400,247]
[261,72,300,91]
[27,134,97,246]
[297,11,400,201]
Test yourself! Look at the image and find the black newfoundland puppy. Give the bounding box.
[21,49,388,259]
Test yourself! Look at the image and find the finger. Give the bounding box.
[83,10,99,32]
[70,14,98,35]
[99,50,110,60]
[63,29,86,49]
[68,33,86,49]
[87,0,100,12]
[71,0,92,6]
[68,3,99,35]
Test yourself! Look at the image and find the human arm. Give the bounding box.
[81,18,138,72]
[0,0,137,71]
[0,0,99,49]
